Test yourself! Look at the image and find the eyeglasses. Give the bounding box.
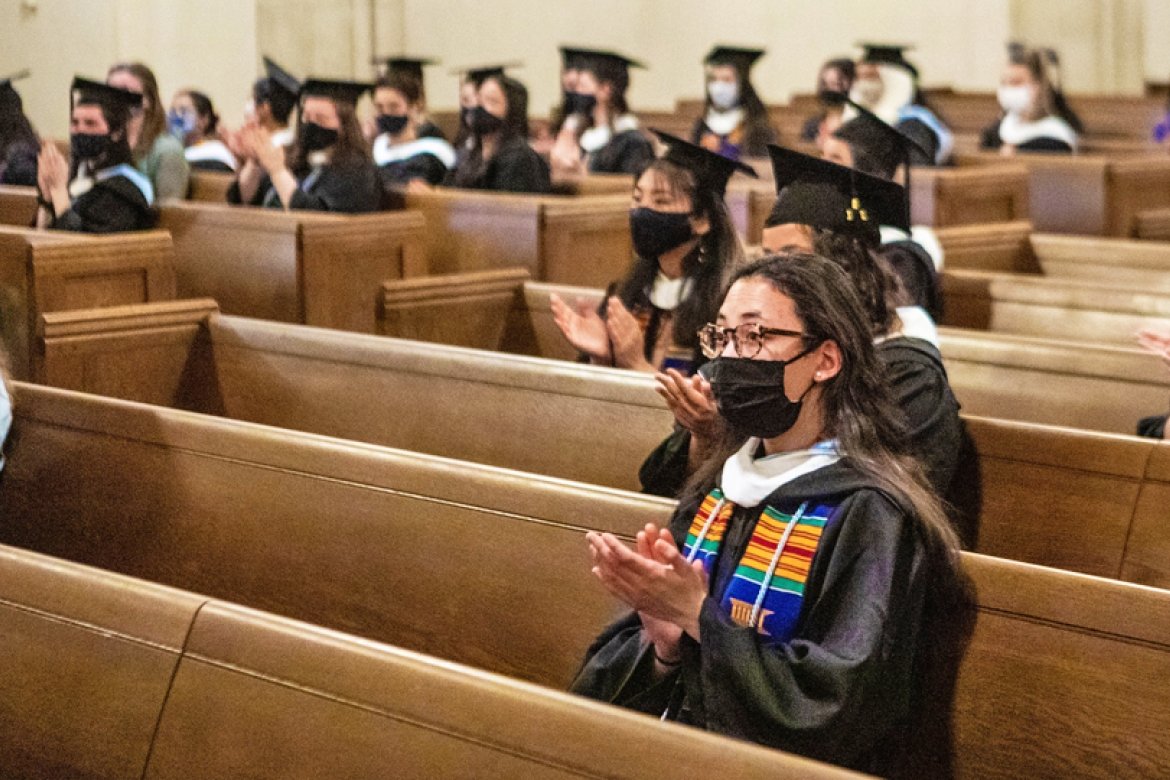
[697,322,810,359]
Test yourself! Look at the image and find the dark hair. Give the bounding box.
[584,59,631,116]
[450,75,530,188]
[821,58,857,89]
[0,89,38,159]
[287,97,372,176]
[684,254,959,556]
[809,229,901,336]
[617,158,744,351]
[375,72,423,108]
[69,97,135,179]
[108,62,165,162]
[253,77,296,124]
[180,89,220,137]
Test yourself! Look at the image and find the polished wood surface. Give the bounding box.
[186,171,235,203]
[0,184,37,227]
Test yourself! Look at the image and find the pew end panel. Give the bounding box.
[31,229,177,312]
[37,299,222,411]
[298,210,428,333]
[1134,207,1170,241]
[571,172,635,196]
[379,267,531,350]
[405,189,543,276]
[0,544,204,779]
[911,165,1029,227]
[0,184,37,227]
[520,281,608,361]
[1124,443,1170,588]
[539,195,633,288]
[1108,156,1170,237]
[933,221,1038,273]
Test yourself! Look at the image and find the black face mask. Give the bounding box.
[706,349,819,439]
[566,92,597,116]
[70,132,111,161]
[301,122,339,152]
[376,114,409,136]
[460,106,476,129]
[471,106,505,136]
[629,207,695,260]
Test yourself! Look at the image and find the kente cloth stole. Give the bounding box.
[681,489,834,644]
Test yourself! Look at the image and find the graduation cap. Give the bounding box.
[299,78,373,107]
[450,62,522,86]
[0,69,30,110]
[857,43,919,79]
[70,76,144,112]
[567,48,645,77]
[764,145,908,246]
[704,46,765,71]
[373,56,439,82]
[262,56,301,103]
[651,128,758,196]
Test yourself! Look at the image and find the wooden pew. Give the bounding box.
[5,387,1170,779]
[933,220,1040,273]
[941,269,1170,345]
[186,170,235,202]
[0,184,37,226]
[0,544,842,780]
[954,152,1170,237]
[0,225,175,380]
[33,304,1170,579]
[156,202,426,333]
[402,188,633,288]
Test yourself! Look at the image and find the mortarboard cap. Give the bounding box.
[824,91,929,174]
[0,69,30,110]
[651,128,758,196]
[373,56,439,81]
[764,145,908,245]
[450,62,522,86]
[263,57,301,103]
[71,76,143,112]
[299,78,373,106]
[857,43,919,79]
[704,46,766,71]
[570,48,645,76]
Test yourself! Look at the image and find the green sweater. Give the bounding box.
[136,133,189,201]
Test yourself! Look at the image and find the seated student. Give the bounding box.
[372,56,446,140]
[980,44,1080,154]
[690,46,775,161]
[546,47,588,167]
[371,71,455,188]
[571,253,967,776]
[800,58,855,143]
[822,100,944,321]
[849,44,952,166]
[107,62,190,201]
[549,48,654,178]
[446,72,550,194]
[0,70,39,187]
[35,77,155,233]
[169,89,237,172]
[245,57,300,150]
[551,131,753,374]
[1136,326,1170,439]
[229,79,381,213]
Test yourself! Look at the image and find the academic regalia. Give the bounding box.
[184,139,237,172]
[416,121,446,141]
[573,455,948,775]
[851,44,953,166]
[51,165,156,233]
[880,238,944,321]
[373,134,455,187]
[979,115,1077,153]
[0,140,37,186]
[566,49,655,175]
[372,56,447,142]
[691,46,775,160]
[448,134,551,194]
[248,158,381,213]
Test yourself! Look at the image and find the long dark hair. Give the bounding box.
[809,229,902,336]
[68,99,135,180]
[683,254,959,555]
[451,75,529,188]
[1010,46,1083,132]
[286,98,372,177]
[253,78,296,124]
[585,60,631,117]
[616,158,744,351]
[180,89,221,138]
[108,62,165,162]
[0,87,38,158]
[376,72,423,109]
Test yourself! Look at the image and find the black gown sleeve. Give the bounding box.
[226,173,270,206]
[486,140,551,194]
[743,118,778,158]
[52,177,155,233]
[979,120,1003,150]
[1138,414,1168,439]
[1016,137,1074,153]
[689,117,707,146]
[588,130,654,175]
[0,142,38,187]
[379,154,449,188]
[288,161,382,213]
[638,427,693,498]
[880,241,943,322]
[896,118,941,167]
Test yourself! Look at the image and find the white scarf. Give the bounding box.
[704,107,745,137]
[998,113,1078,150]
[648,271,692,310]
[372,134,458,168]
[580,113,640,153]
[720,439,840,508]
[183,139,238,170]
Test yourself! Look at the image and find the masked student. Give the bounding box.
[690,46,775,161]
[371,69,456,188]
[571,250,969,777]
[445,68,550,194]
[550,131,754,375]
[799,58,855,144]
[373,56,446,141]
[848,44,952,167]
[547,48,590,172]
[243,57,300,151]
[35,77,156,233]
[0,70,39,187]
[549,48,654,179]
[169,90,237,172]
[228,78,381,213]
[107,62,189,201]
[980,44,1079,154]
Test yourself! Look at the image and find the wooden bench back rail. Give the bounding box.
[933,220,1038,273]
[186,170,235,203]
[0,544,852,780]
[4,392,1170,779]
[0,184,38,227]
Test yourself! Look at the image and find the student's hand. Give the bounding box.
[405,179,433,194]
[605,297,651,371]
[223,126,251,162]
[655,368,724,452]
[1137,326,1170,370]
[250,127,284,174]
[37,140,68,191]
[634,524,685,663]
[550,293,610,361]
[360,116,378,143]
[587,526,708,642]
[999,143,1017,157]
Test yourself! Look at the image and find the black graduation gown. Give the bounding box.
[587,129,654,175]
[417,120,447,141]
[897,118,941,168]
[447,135,551,194]
[189,159,235,173]
[880,240,943,322]
[1137,413,1167,439]
[379,153,448,188]
[0,140,38,186]
[572,459,954,776]
[50,174,155,233]
[228,160,382,213]
[978,121,1074,153]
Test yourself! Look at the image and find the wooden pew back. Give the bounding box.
[933,220,1039,273]
[186,170,234,202]
[1031,233,1170,290]
[0,184,37,226]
